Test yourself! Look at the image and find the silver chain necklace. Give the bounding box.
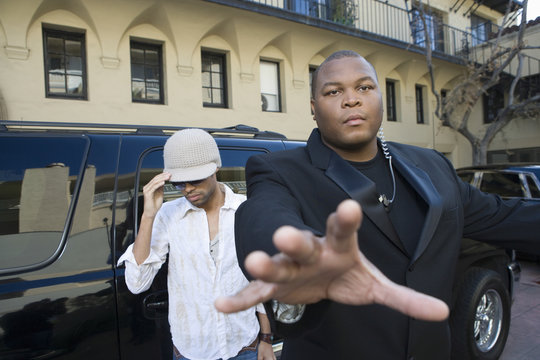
[378,128,396,210]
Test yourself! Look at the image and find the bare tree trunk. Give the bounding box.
[416,0,539,167]
[473,141,488,165]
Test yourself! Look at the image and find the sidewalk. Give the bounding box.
[500,260,540,360]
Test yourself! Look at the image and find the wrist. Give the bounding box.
[141,212,157,222]
[259,332,273,344]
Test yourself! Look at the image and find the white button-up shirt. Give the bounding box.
[118,184,262,360]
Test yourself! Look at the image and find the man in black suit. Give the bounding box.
[215,50,539,359]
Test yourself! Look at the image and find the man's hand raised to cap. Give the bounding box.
[215,199,449,322]
[142,172,171,218]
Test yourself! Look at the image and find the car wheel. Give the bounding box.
[450,267,511,360]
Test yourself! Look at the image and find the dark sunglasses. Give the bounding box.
[171,177,207,191]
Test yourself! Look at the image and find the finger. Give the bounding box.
[214,280,276,313]
[143,179,165,194]
[245,250,301,283]
[144,175,170,196]
[326,199,362,253]
[357,252,449,321]
[376,281,449,322]
[273,226,320,265]
[154,172,171,181]
[149,172,171,185]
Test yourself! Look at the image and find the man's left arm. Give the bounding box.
[458,171,540,255]
[433,150,540,255]
[256,310,276,360]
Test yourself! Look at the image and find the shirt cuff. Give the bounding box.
[256,303,266,314]
[117,243,162,267]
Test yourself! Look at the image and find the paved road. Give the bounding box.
[500,260,540,360]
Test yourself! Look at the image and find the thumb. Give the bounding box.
[378,281,449,321]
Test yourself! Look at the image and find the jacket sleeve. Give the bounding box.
[459,177,540,255]
[426,151,540,255]
[235,152,321,276]
[234,152,330,338]
[403,147,540,255]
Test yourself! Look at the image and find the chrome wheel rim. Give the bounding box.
[474,289,503,352]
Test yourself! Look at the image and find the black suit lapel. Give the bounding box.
[392,153,443,262]
[306,129,406,254]
[326,152,406,255]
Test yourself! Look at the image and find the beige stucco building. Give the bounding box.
[1,0,539,167]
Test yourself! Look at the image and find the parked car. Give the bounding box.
[453,163,540,359]
[0,121,519,360]
[457,164,540,200]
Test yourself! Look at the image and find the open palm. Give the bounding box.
[215,199,449,322]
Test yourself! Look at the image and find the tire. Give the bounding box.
[450,267,511,360]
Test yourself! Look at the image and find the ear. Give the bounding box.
[310,98,316,119]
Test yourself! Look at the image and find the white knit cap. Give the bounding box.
[163,128,221,182]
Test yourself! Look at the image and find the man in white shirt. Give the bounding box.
[118,129,275,360]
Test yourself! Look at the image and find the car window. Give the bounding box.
[525,175,540,198]
[0,135,87,269]
[218,148,266,194]
[457,171,474,184]
[479,172,524,198]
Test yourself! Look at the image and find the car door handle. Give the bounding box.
[143,290,169,319]
[145,301,168,309]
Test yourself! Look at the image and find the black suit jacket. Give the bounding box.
[235,129,539,360]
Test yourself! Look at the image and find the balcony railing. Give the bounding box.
[249,0,412,43]
[240,0,539,79]
[248,0,486,57]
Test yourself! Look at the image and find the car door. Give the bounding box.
[0,133,122,359]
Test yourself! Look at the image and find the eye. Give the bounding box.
[358,85,373,92]
[325,89,340,96]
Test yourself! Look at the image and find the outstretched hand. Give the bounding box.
[215,199,449,322]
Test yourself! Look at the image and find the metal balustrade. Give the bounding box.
[240,0,539,85]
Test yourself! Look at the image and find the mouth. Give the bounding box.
[186,193,201,202]
[344,114,366,125]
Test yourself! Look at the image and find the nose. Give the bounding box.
[182,182,196,194]
[343,89,361,108]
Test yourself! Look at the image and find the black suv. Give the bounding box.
[0,121,519,360]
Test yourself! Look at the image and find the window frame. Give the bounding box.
[440,89,450,126]
[386,80,397,122]
[201,50,228,108]
[130,40,165,105]
[260,59,282,113]
[471,14,491,46]
[42,26,87,100]
[415,85,425,124]
[483,86,505,124]
[411,8,444,52]
[309,65,318,97]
